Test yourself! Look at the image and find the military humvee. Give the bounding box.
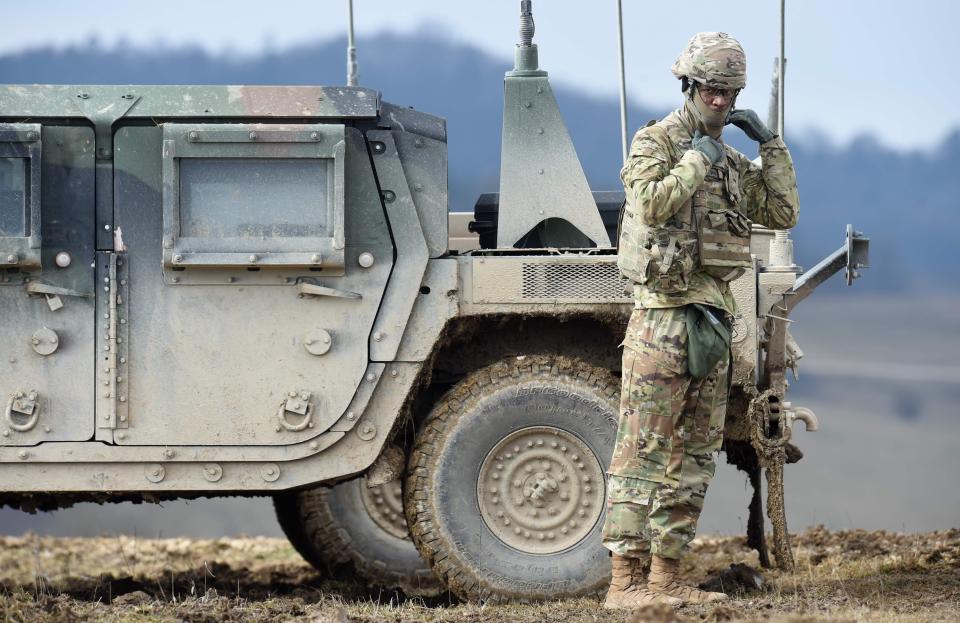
[0,2,867,603]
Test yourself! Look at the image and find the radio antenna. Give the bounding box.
[778,0,786,138]
[346,0,359,86]
[616,0,629,164]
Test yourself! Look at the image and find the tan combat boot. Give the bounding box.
[603,554,683,609]
[647,555,729,604]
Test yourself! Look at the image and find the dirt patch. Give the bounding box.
[1,528,958,622]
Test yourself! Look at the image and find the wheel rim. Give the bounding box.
[477,426,606,555]
[359,477,410,540]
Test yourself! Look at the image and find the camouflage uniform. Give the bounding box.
[602,96,799,560]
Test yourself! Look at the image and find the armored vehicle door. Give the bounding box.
[0,123,97,445]
[109,122,393,446]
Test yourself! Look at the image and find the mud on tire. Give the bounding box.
[273,476,440,596]
[404,355,620,603]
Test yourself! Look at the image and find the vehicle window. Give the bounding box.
[179,158,329,239]
[0,157,27,237]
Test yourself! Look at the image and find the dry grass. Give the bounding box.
[0,527,957,622]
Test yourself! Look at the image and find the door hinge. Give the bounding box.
[96,252,130,433]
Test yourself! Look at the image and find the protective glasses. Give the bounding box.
[698,85,738,100]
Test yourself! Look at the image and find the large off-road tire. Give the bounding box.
[273,475,440,596]
[405,356,620,603]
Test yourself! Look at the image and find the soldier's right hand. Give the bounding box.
[691,131,724,166]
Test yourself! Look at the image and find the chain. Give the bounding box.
[743,384,790,465]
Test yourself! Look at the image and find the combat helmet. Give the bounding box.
[671,32,746,90]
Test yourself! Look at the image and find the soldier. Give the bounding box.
[603,32,799,609]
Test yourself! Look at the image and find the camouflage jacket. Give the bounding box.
[621,104,799,314]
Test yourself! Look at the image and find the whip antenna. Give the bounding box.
[616,0,629,164]
[778,0,785,138]
[346,0,359,86]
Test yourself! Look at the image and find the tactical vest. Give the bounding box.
[618,119,752,293]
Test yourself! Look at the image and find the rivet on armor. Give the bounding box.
[357,423,377,441]
[203,463,223,483]
[145,464,165,483]
[54,252,71,268]
[358,251,375,268]
[260,463,281,482]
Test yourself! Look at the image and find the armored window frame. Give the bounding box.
[0,123,42,268]
[161,123,346,272]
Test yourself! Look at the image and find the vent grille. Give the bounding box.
[521,261,629,301]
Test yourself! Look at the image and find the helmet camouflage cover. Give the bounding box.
[671,32,746,90]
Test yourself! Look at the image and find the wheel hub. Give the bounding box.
[477,426,605,555]
[359,477,409,541]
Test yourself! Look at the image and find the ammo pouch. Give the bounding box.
[617,206,698,294]
[695,206,752,282]
[685,303,731,379]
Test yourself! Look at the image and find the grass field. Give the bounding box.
[1,527,957,622]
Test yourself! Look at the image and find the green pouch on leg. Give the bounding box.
[684,304,731,379]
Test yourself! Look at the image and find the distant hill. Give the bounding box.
[2,33,954,293]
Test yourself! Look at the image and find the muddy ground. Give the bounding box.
[0,527,957,622]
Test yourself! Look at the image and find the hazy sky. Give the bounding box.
[2,1,955,150]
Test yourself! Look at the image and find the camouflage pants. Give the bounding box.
[601,306,729,560]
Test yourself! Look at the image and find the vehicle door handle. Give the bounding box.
[25,281,92,311]
[296,281,362,300]
[25,281,92,298]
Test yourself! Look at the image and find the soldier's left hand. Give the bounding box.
[726,109,776,144]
